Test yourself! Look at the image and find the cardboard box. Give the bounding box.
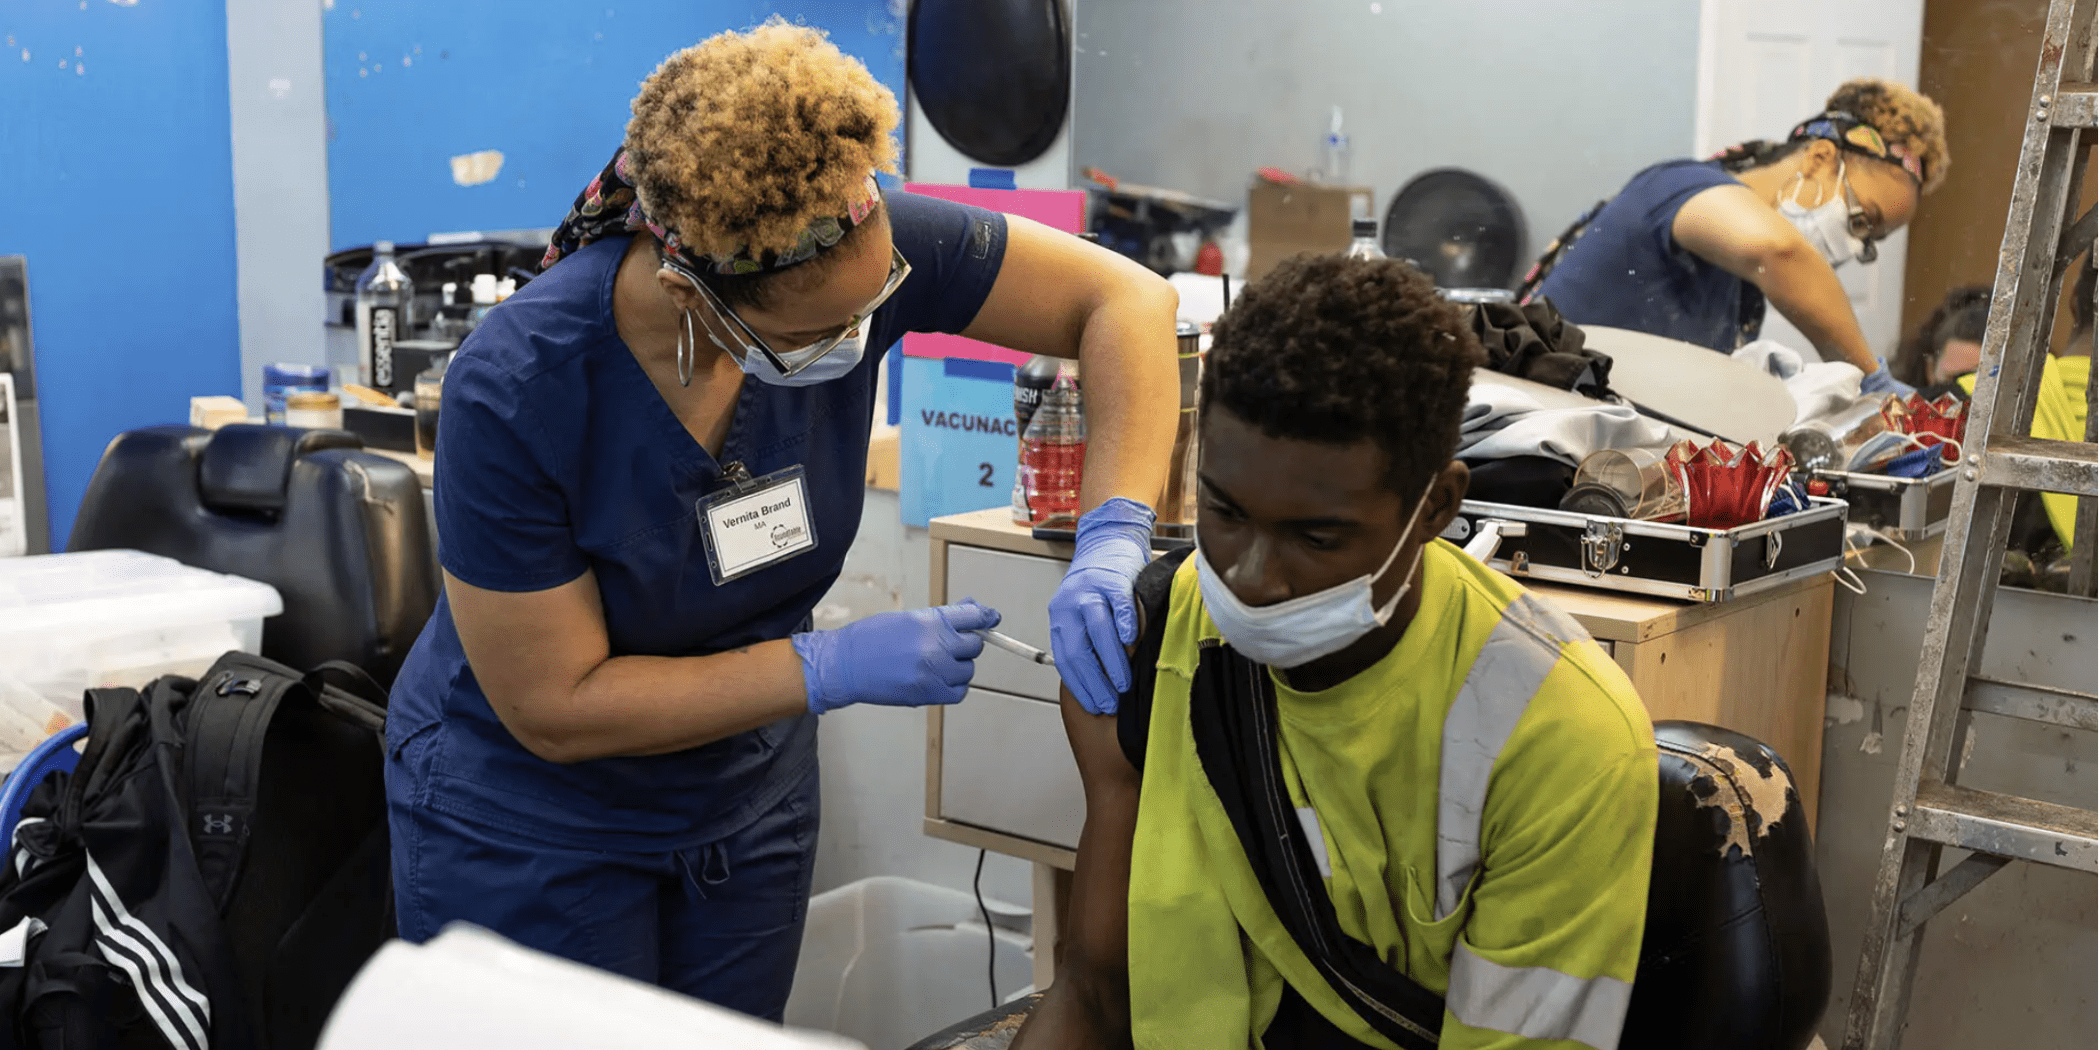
[1245,178,1374,283]
[188,396,249,431]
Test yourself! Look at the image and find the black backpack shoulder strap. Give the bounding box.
[1116,544,1194,774]
[1188,643,1446,1049]
[304,661,389,712]
[73,684,153,802]
[181,652,310,911]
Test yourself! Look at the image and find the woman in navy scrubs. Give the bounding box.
[384,22,1177,1019]
[1524,78,1947,395]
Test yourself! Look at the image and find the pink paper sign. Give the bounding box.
[899,183,1086,364]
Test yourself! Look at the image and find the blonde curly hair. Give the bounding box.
[624,19,900,259]
[1827,77,1950,193]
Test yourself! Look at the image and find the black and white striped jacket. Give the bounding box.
[0,654,392,1050]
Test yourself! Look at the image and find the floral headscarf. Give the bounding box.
[1785,111,1928,187]
[541,146,882,275]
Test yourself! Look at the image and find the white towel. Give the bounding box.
[1460,383,1546,436]
[1457,403,1673,467]
[1734,341,1865,427]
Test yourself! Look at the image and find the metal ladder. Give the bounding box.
[1840,1,2099,1047]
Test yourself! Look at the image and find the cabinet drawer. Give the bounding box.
[945,545,1068,702]
[939,689,1083,850]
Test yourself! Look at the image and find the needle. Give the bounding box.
[975,629,1055,667]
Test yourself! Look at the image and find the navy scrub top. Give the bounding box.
[388,191,1009,852]
[1532,159,1766,353]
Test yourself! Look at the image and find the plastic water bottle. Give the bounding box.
[1011,355,1063,524]
[1022,367,1086,527]
[1319,105,1351,184]
[355,241,415,391]
[1345,219,1383,260]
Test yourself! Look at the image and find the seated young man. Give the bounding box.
[1013,255,1658,1050]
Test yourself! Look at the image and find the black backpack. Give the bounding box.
[0,651,394,1050]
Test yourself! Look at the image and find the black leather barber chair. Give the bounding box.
[68,424,439,688]
[905,721,1832,1050]
[1622,721,1830,1049]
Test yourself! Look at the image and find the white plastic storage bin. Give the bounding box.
[786,877,1033,1050]
[0,550,282,722]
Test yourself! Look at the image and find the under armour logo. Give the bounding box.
[199,813,238,837]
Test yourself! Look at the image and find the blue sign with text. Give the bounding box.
[899,356,1019,528]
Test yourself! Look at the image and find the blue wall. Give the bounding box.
[323,1,905,250]
[0,1,242,549]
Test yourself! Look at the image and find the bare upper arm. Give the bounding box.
[1049,680,1142,1024]
[443,569,611,760]
[1670,183,1813,282]
[959,215,1176,359]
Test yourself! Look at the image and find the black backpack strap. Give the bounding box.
[1116,544,1193,774]
[73,685,152,804]
[302,662,389,710]
[1189,644,1446,1049]
[182,653,310,911]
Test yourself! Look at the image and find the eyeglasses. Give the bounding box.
[685,247,912,378]
[1838,174,1882,264]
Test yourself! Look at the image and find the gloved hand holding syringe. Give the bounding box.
[975,628,1055,667]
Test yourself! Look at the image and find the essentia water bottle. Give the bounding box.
[1344,218,1382,260]
[355,241,415,391]
[1022,365,1086,527]
[1010,355,1063,524]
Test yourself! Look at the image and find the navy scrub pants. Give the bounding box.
[386,757,820,1022]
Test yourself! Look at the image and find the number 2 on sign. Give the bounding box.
[978,462,995,487]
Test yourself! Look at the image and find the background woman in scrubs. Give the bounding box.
[383,21,1178,1020]
[1524,78,1950,396]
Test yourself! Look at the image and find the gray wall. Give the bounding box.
[1071,0,1702,261]
[226,0,331,406]
[1817,571,2095,1049]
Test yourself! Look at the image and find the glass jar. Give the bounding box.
[413,363,446,458]
[284,390,343,431]
[263,363,330,425]
[1560,448,1688,522]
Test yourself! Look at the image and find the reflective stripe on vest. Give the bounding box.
[1433,591,1588,920]
[1448,940,1633,1050]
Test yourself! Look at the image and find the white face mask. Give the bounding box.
[708,322,869,387]
[1777,162,1867,270]
[1195,482,1437,670]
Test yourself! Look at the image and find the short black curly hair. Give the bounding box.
[1202,254,1486,498]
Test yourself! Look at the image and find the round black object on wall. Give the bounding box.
[908,0,1070,167]
[1381,168,1529,290]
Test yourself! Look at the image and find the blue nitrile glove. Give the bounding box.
[1860,358,1916,398]
[1766,481,1808,518]
[1050,497,1156,716]
[792,600,1000,715]
[1885,443,1951,479]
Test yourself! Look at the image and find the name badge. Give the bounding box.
[697,463,818,584]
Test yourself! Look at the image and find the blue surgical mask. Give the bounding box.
[1195,482,1436,669]
[709,322,869,387]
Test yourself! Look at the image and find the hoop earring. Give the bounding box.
[1783,171,1830,210]
[677,310,696,388]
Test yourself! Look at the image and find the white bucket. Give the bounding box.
[785,876,1033,1050]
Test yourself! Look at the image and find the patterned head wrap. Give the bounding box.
[540,145,883,275]
[1786,111,1927,187]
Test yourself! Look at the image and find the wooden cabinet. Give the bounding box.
[925,510,1084,876]
[1529,577,1835,831]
